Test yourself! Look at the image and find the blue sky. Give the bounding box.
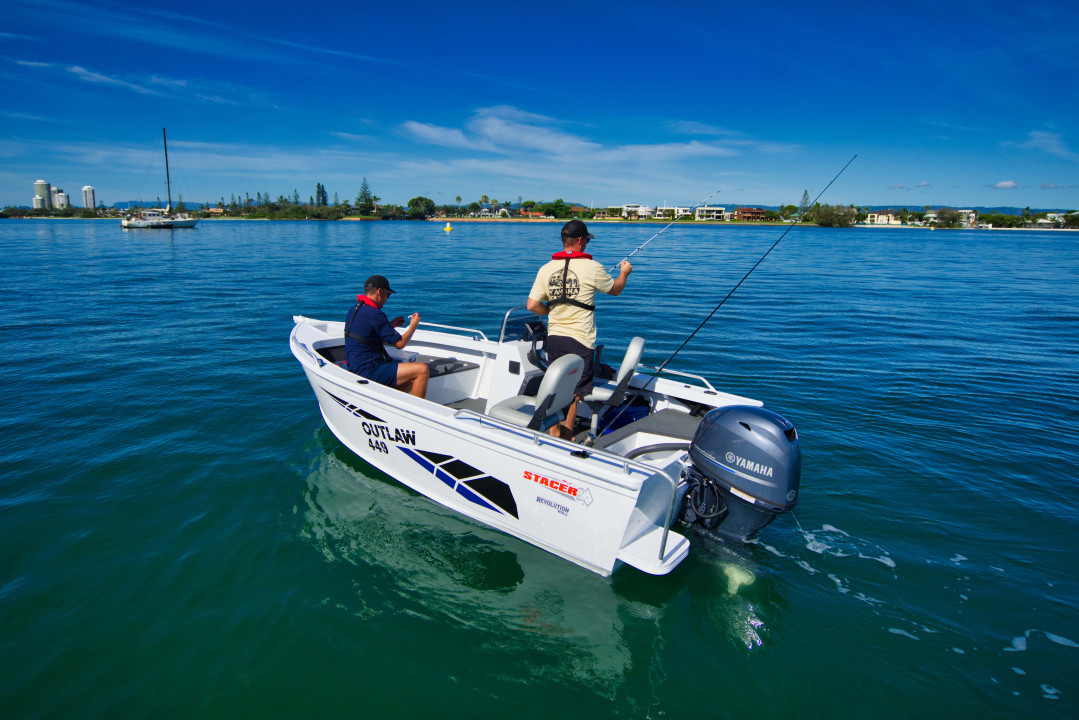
[2,0,1077,210]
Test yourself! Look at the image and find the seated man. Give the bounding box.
[344,275,429,399]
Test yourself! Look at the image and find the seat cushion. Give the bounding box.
[489,395,535,425]
[489,395,563,431]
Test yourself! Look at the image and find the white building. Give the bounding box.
[654,206,691,220]
[51,187,70,210]
[622,204,653,219]
[925,209,977,228]
[695,205,729,221]
[866,212,902,225]
[34,179,51,209]
[82,185,96,210]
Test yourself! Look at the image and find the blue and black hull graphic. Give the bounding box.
[322,388,517,519]
[323,389,385,423]
[401,448,519,519]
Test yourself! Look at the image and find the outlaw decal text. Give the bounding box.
[361,421,416,447]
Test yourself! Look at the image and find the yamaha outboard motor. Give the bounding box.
[681,406,800,540]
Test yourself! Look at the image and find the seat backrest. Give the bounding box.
[614,337,645,386]
[534,354,585,418]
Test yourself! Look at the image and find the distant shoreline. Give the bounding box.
[5,215,1075,231]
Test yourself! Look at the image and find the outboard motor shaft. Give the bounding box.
[681,405,800,540]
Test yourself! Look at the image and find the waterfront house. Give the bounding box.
[622,204,654,219]
[866,212,902,225]
[654,206,692,220]
[735,207,767,222]
[695,206,729,221]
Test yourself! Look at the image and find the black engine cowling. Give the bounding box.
[680,405,801,540]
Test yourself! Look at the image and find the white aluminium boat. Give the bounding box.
[290,307,801,577]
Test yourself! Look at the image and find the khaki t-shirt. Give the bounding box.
[529,256,615,348]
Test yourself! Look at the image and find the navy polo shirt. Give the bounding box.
[344,302,400,377]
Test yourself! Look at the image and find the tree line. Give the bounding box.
[5,180,1077,228]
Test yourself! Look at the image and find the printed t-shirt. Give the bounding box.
[528,255,615,349]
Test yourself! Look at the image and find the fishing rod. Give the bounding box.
[608,189,722,273]
[651,154,858,377]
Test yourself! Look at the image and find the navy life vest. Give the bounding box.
[344,297,392,362]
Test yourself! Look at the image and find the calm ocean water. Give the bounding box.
[2,218,1077,718]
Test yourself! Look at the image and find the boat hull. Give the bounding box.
[121,208,198,228]
[299,363,689,576]
[121,217,199,229]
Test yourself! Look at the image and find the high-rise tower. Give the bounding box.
[34,179,51,209]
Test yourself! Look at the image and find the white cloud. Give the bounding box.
[68,66,157,95]
[467,114,599,156]
[993,180,1018,189]
[1015,131,1078,160]
[400,121,496,152]
[0,110,47,121]
[330,131,377,143]
[390,106,806,204]
[403,106,794,165]
[148,75,188,88]
[667,120,740,137]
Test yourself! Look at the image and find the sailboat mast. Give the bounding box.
[162,127,173,210]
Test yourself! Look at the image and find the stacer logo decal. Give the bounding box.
[524,470,593,506]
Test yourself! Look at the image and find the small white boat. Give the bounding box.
[290,307,801,576]
[120,128,199,230]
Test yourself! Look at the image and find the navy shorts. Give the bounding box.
[364,361,400,387]
[546,335,594,396]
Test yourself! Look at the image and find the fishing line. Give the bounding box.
[608,189,722,273]
[652,154,857,376]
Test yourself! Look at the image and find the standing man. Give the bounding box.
[527,219,632,438]
[344,275,429,399]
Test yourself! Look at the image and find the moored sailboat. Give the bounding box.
[121,128,199,229]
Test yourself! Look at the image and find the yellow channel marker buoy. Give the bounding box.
[444,223,453,232]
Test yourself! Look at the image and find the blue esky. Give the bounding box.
[2,0,1077,210]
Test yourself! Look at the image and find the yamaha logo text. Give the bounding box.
[725,451,774,478]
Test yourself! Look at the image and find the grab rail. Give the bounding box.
[637,364,716,392]
[417,321,488,342]
[497,305,535,344]
[451,409,654,488]
[657,462,684,562]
